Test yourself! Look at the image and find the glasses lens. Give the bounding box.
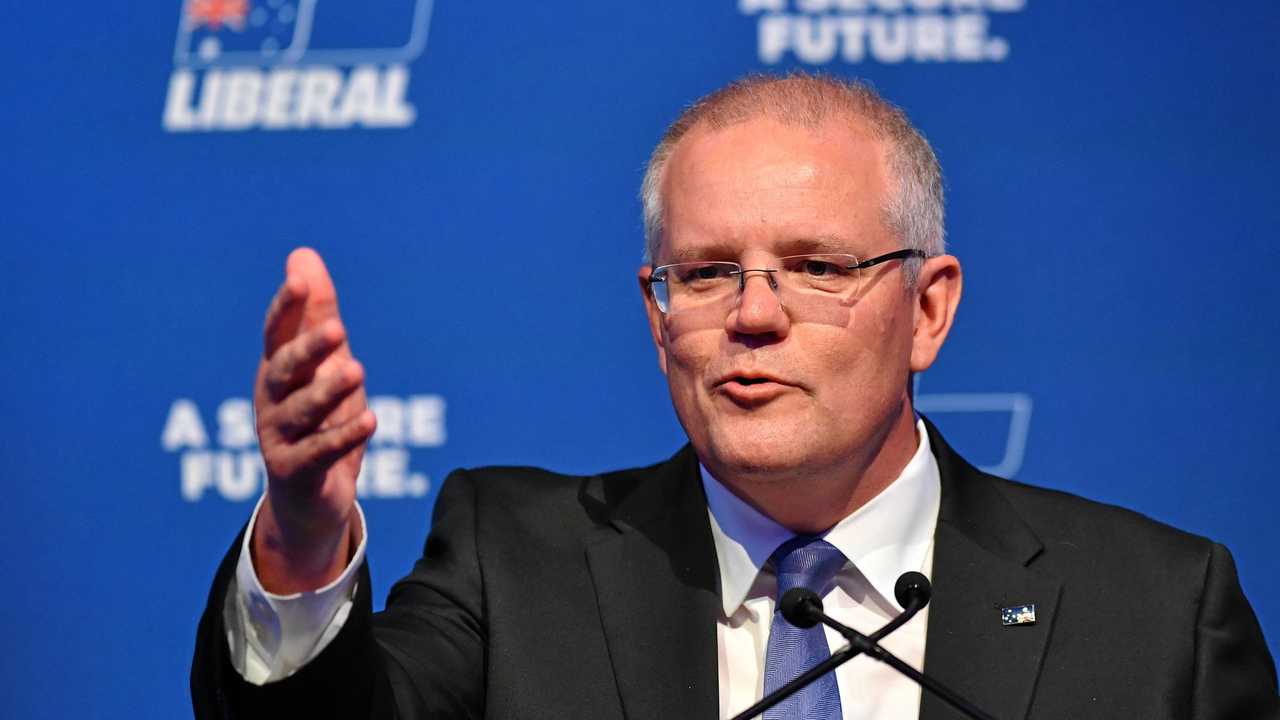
[652,255,865,315]
[650,273,671,313]
[777,254,861,297]
[654,261,740,314]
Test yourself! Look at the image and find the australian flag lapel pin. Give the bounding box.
[1001,604,1037,627]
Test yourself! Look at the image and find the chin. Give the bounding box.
[696,414,821,480]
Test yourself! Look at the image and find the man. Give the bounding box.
[192,74,1278,719]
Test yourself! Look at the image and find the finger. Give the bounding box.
[263,274,309,358]
[283,410,377,480]
[263,320,347,401]
[274,360,366,441]
[286,248,343,329]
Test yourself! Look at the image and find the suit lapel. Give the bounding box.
[920,418,1062,720]
[581,424,1063,720]
[585,446,721,720]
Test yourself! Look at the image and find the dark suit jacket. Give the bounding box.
[192,420,1279,719]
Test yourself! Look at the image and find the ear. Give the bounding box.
[910,254,963,373]
[637,265,668,376]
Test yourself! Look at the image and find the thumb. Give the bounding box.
[286,247,342,328]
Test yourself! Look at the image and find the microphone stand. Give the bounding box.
[728,644,858,720]
[730,573,998,720]
[728,594,925,720]
[843,635,998,720]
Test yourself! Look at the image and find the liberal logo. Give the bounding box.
[163,0,434,132]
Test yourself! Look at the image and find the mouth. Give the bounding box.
[714,373,794,405]
[716,371,789,387]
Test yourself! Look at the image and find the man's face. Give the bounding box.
[641,116,939,483]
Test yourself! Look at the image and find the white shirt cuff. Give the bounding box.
[223,495,367,685]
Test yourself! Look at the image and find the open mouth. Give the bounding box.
[717,375,790,405]
[715,373,791,405]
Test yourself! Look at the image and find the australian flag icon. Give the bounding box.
[177,0,308,66]
[174,0,432,69]
[1001,604,1037,626]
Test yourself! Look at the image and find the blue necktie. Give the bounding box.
[763,537,846,720]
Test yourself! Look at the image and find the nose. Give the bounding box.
[727,269,790,338]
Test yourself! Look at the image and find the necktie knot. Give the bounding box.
[772,536,846,600]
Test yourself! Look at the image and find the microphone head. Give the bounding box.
[778,587,823,629]
[894,571,933,610]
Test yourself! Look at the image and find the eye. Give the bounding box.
[784,256,852,278]
[803,259,837,276]
[677,263,734,284]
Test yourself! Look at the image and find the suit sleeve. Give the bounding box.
[1192,542,1280,720]
[190,469,487,719]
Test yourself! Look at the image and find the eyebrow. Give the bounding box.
[666,242,739,263]
[664,236,857,263]
[775,236,854,256]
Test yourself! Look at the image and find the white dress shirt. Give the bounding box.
[704,418,940,719]
[227,418,940,720]
[224,495,366,685]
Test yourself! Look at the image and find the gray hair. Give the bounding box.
[640,73,945,285]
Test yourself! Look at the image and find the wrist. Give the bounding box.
[252,495,357,594]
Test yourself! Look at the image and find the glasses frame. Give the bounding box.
[647,248,928,315]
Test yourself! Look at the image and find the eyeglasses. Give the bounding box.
[648,249,926,315]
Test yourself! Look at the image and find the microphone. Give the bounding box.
[729,572,944,720]
[895,570,931,609]
[779,570,931,640]
[781,582,998,720]
[777,586,822,628]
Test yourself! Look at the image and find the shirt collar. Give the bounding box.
[701,417,941,618]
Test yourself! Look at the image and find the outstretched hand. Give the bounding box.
[252,248,377,594]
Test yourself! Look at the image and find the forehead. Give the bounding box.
[659,115,892,261]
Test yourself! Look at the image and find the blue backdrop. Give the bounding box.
[2,1,1277,716]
